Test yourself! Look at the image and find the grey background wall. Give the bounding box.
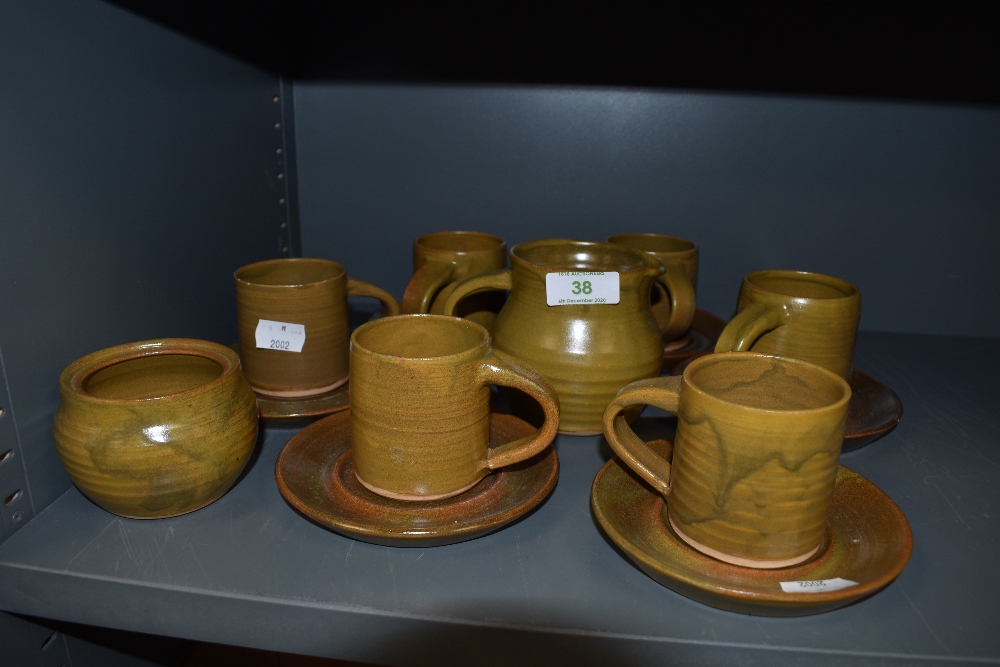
[0,0,283,522]
[295,84,1000,338]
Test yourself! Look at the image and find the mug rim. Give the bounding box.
[415,230,506,255]
[510,238,665,275]
[60,338,240,405]
[607,232,698,256]
[351,314,490,362]
[234,257,346,287]
[682,352,852,415]
[744,269,858,300]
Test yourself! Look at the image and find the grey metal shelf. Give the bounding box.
[0,331,997,666]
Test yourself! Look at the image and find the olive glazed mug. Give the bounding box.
[235,258,400,397]
[714,270,861,379]
[607,233,698,344]
[350,314,560,501]
[603,352,851,568]
[54,339,259,518]
[401,231,507,331]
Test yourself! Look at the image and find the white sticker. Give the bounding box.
[780,578,858,593]
[255,319,306,353]
[545,272,620,306]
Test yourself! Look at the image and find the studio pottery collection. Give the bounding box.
[53,230,909,616]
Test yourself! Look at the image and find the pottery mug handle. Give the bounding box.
[654,263,697,341]
[401,258,456,314]
[346,278,401,317]
[602,376,681,498]
[477,351,560,471]
[714,301,788,354]
[441,268,512,317]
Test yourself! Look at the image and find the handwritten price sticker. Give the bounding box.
[545,272,620,306]
[255,319,306,353]
[780,578,858,593]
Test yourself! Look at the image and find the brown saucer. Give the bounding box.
[255,383,350,421]
[592,440,913,616]
[661,309,726,375]
[275,410,559,547]
[842,369,903,452]
[229,343,350,420]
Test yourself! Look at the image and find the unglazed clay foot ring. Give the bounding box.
[354,471,486,502]
[668,514,822,570]
[251,373,349,398]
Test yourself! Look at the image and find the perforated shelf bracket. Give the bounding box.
[0,340,36,542]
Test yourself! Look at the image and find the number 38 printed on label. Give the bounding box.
[545,272,620,306]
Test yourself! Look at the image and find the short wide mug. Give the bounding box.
[235,258,400,397]
[350,314,560,501]
[603,352,851,568]
[607,233,698,343]
[715,270,861,379]
[401,231,507,331]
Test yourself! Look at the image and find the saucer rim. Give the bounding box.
[591,455,913,616]
[275,410,559,547]
[255,382,350,420]
[230,342,352,420]
[841,368,904,451]
[661,309,725,373]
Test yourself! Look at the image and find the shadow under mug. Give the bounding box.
[715,270,861,379]
[603,352,851,568]
[235,258,400,397]
[607,233,698,343]
[350,314,560,501]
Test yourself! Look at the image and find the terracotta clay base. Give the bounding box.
[668,514,821,570]
[230,344,351,420]
[591,441,912,616]
[356,473,483,502]
[251,373,348,398]
[275,410,558,547]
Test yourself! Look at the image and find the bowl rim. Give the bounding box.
[60,338,241,404]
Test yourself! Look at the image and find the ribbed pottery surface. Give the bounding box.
[53,339,258,518]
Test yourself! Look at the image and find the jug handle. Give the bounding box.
[654,264,697,341]
[441,269,512,317]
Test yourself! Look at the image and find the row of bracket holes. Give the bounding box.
[273,94,289,254]
[1,408,8,464]
[0,402,19,517]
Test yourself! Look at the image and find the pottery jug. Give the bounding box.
[443,239,665,434]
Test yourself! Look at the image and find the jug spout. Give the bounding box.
[644,263,667,279]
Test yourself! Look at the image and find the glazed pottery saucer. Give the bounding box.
[592,441,912,616]
[661,309,726,375]
[229,343,350,420]
[275,410,559,547]
[254,383,350,421]
[842,369,903,452]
